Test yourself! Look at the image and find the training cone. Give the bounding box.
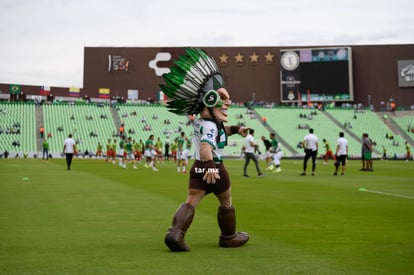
[358,187,366,192]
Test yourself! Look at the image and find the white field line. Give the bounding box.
[363,189,414,200]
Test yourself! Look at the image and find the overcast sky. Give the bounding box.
[0,0,413,88]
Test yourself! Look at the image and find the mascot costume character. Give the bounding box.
[160,48,250,252]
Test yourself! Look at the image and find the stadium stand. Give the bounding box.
[391,111,414,138]
[0,102,37,156]
[42,103,116,155]
[325,108,408,157]
[114,104,268,158]
[254,106,414,158]
[1,102,413,159]
[115,103,193,144]
[254,107,354,156]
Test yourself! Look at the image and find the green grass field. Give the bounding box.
[1,158,413,274]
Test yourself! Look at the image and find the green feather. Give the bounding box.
[160,47,222,115]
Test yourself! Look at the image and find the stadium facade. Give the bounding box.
[0,44,413,110]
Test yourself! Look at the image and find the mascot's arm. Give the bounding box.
[225,126,250,137]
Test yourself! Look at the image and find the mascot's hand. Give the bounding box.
[203,170,221,184]
[239,127,250,137]
[202,160,221,184]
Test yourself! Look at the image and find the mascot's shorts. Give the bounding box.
[189,160,230,195]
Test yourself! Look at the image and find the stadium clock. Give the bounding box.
[281,51,300,71]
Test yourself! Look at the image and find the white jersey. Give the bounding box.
[303,133,318,151]
[244,134,256,153]
[337,137,348,155]
[64,138,76,153]
[193,118,226,163]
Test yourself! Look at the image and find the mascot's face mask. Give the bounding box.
[211,88,231,123]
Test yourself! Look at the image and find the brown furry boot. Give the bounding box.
[164,203,195,252]
[217,206,249,248]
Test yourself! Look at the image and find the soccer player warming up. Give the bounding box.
[160,48,250,252]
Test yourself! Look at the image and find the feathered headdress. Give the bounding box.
[159,48,224,115]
